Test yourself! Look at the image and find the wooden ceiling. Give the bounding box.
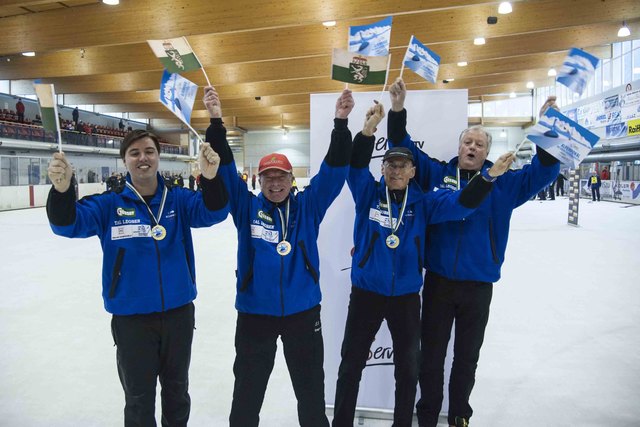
[1,0,638,134]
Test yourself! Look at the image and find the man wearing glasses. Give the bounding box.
[387,78,560,427]
[332,102,513,427]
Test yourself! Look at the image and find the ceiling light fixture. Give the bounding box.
[102,0,120,5]
[617,21,631,37]
[526,81,534,89]
[547,68,557,77]
[322,20,336,27]
[457,61,468,67]
[509,92,516,98]
[498,2,513,14]
[473,37,486,45]
[21,51,35,57]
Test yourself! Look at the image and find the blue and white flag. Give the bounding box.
[556,48,599,96]
[402,36,441,84]
[159,70,198,125]
[526,107,599,168]
[348,16,393,56]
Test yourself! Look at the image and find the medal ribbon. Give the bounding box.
[385,185,408,236]
[125,182,168,228]
[276,199,290,243]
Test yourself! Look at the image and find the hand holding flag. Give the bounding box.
[335,89,355,119]
[47,152,73,192]
[203,86,222,118]
[389,77,407,112]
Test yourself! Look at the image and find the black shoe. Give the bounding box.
[454,416,469,427]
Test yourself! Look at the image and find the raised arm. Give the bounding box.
[46,152,105,237]
[305,89,355,219]
[203,85,251,217]
[348,102,385,208]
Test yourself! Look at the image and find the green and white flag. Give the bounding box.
[147,37,202,74]
[331,48,388,85]
[33,83,60,134]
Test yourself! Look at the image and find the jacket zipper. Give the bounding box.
[279,256,285,316]
[452,220,465,279]
[391,247,397,296]
[154,240,165,311]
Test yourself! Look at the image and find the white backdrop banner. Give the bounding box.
[310,89,467,412]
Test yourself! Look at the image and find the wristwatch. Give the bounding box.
[481,167,497,183]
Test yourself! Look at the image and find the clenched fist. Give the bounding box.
[362,102,385,137]
[389,77,406,112]
[199,143,220,180]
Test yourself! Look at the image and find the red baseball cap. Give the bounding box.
[258,153,293,174]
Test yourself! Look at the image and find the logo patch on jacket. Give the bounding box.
[116,207,136,217]
[442,176,458,190]
[257,210,273,223]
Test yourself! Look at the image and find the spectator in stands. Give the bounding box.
[601,166,610,180]
[16,98,25,122]
[72,107,79,125]
[119,119,125,131]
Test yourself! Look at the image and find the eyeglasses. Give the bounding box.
[383,162,413,171]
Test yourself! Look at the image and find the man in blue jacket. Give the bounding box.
[332,103,513,427]
[46,130,229,426]
[587,171,601,201]
[387,79,560,427]
[203,86,355,427]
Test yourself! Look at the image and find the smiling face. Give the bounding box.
[381,157,415,191]
[124,137,159,187]
[457,128,490,171]
[259,169,293,203]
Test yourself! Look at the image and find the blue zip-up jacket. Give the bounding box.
[388,109,559,283]
[206,117,352,316]
[348,132,492,296]
[46,172,229,315]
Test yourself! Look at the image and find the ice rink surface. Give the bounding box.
[1,196,638,426]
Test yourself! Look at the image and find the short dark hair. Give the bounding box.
[120,130,160,159]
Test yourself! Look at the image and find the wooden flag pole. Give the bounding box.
[513,138,528,155]
[50,85,63,153]
[378,54,392,102]
[184,122,205,146]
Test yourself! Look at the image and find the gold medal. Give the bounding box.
[386,234,400,249]
[277,240,291,256]
[151,224,167,241]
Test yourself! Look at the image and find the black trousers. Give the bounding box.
[229,304,329,427]
[415,273,492,427]
[591,187,600,201]
[333,287,420,427]
[111,302,195,427]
